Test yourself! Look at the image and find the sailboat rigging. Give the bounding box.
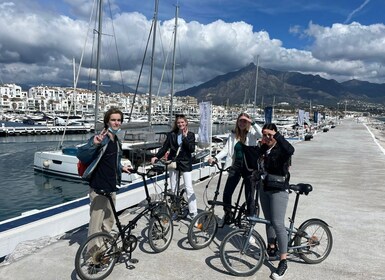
[33,0,134,181]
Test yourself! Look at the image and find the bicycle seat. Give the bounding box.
[207,200,225,207]
[289,183,313,195]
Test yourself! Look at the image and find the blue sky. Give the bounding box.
[1,0,385,93]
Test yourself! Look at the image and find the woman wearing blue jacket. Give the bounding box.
[77,108,130,238]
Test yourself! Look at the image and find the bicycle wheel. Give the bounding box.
[75,232,118,280]
[148,212,173,253]
[220,228,265,276]
[187,211,218,249]
[294,219,333,264]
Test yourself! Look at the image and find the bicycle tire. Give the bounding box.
[220,228,265,276]
[294,219,333,264]
[148,212,173,253]
[187,211,218,249]
[75,232,118,280]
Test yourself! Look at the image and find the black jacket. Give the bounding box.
[242,132,295,176]
[155,131,195,172]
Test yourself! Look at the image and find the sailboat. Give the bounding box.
[33,0,137,182]
[1,1,216,259]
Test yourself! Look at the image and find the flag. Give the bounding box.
[313,111,319,124]
[264,106,273,124]
[198,102,212,148]
[297,109,305,126]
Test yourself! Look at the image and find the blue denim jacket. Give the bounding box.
[76,135,123,184]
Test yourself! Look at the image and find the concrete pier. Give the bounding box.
[0,118,384,279]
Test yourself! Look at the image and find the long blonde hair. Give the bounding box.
[235,113,251,143]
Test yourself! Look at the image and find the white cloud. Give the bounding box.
[1,2,385,92]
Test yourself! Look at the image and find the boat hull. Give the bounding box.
[34,150,137,182]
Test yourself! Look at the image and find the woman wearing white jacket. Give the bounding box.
[208,112,262,224]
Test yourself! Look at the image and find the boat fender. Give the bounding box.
[43,160,51,168]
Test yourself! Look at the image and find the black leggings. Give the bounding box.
[222,166,255,216]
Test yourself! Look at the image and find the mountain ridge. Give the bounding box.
[176,63,385,108]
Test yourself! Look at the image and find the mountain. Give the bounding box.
[176,63,385,108]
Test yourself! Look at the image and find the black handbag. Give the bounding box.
[264,174,287,190]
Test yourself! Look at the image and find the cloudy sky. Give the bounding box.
[1,0,385,94]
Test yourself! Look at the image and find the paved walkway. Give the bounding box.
[1,118,384,280]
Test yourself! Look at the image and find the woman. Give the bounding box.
[257,123,295,280]
[208,112,262,224]
[151,114,197,219]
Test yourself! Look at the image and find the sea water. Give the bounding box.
[0,124,233,222]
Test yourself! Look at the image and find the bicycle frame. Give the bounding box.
[219,183,333,277]
[156,159,188,220]
[101,169,167,257]
[253,184,321,252]
[206,162,247,226]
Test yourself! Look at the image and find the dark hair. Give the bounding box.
[262,123,278,132]
[103,107,123,129]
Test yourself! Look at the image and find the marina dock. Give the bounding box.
[0,118,384,279]
[0,124,91,136]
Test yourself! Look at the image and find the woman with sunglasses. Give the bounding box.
[243,123,294,279]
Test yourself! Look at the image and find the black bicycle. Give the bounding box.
[74,166,174,280]
[187,161,255,249]
[219,183,333,276]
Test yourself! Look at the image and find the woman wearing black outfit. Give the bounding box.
[244,123,294,280]
[151,115,197,219]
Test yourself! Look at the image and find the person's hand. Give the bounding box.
[208,157,217,165]
[182,127,188,137]
[94,128,107,145]
[122,165,132,173]
[151,157,158,164]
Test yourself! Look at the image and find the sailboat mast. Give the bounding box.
[148,0,159,125]
[94,0,103,132]
[72,57,76,116]
[253,55,259,117]
[169,4,179,126]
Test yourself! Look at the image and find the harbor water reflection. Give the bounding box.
[0,124,233,222]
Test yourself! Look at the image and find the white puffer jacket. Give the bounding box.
[215,123,262,169]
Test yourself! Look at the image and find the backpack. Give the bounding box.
[77,160,89,177]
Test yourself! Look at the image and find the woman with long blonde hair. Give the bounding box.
[208,112,262,225]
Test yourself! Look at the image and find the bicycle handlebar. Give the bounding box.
[126,165,164,177]
[209,160,231,172]
[154,158,173,166]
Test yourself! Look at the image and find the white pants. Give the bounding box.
[169,170,197,215]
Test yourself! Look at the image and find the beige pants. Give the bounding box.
[88,188,116,237]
